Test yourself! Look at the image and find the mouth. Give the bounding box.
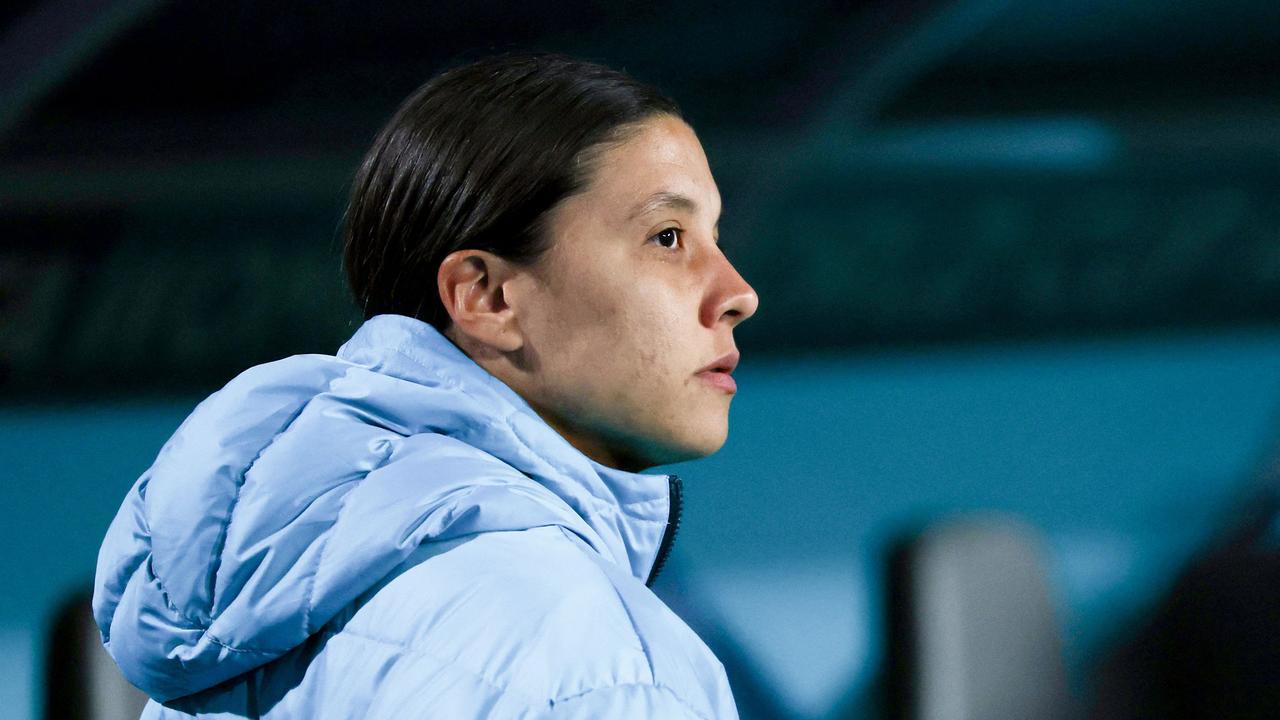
[696,351,740,394]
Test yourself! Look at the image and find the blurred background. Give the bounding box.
[3,1,1279,718]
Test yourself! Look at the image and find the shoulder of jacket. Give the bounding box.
[535,682,719,720]
[329,526,703,704]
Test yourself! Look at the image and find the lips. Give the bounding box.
[696,350,740,393]
[697,351,739,375]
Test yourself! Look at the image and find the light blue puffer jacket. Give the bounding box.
[93,314,737,719]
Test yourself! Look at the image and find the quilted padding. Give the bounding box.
[94,314,736,718]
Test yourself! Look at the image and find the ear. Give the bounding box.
[436,249,525,353]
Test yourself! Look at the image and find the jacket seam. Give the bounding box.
[103,562,289,658]
[133,372,364,651]
[300,450,394,635]
[200,631,280,656]
[206,392,319,616]
[603,577,658,686]
[556,527,657,683]
[317,625,542,705]
[615,496,667,509]
[297,471,365,636]
[546,681,711,720]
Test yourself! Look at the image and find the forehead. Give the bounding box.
[587,116,721,222]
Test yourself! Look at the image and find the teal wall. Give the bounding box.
[660,328,1280,716]
[4,328,1279,719]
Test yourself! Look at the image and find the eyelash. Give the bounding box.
[648,227,734,261]
[649,227,682,250]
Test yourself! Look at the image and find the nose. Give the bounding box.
[702,252,759,329]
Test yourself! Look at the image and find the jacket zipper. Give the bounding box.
[645,474,683,587]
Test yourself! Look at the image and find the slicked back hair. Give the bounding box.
[342,52,682,329]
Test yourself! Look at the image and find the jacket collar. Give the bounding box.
[337,314,674,582]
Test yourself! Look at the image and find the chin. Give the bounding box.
[695,429,729,456]
[665,425,729,464]
[621,413,729,468]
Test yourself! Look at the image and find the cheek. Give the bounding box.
[530,252,697,399]
[577,290,687,404]
[615,285,685,370]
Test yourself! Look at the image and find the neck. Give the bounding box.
[444,325,650,473]
[524,399,651,473]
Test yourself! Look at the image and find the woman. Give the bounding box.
[94,52,757,718]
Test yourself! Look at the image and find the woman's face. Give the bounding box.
[512,114,758,471]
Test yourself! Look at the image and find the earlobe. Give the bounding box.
[437,250,524,353]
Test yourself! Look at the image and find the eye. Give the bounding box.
[649,227,682,249]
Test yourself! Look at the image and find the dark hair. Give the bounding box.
[342,52,681,329]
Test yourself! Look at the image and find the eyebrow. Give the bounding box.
[627,190,721,236]
[628,191,697,220]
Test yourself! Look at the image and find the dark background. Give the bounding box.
[4,0,1278,398]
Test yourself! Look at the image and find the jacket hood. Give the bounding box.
[93,314,675,701]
